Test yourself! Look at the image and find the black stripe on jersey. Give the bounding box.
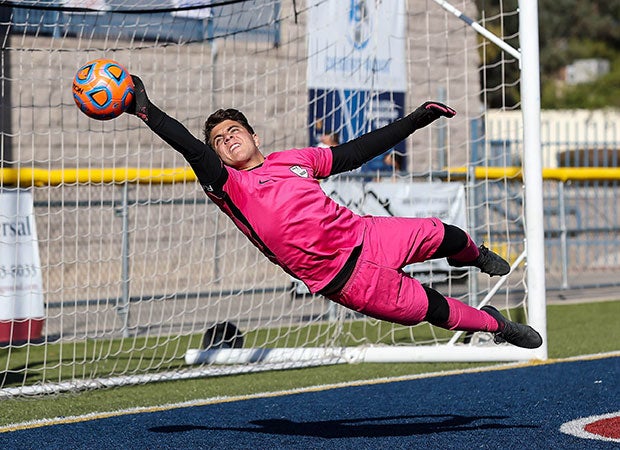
[223,193,276,258]
[211,191,301,280]
[203,167,301,279]
[224,193,298,278]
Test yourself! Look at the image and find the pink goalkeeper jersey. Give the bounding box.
[206,146,365,293]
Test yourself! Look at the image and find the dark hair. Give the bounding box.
[203,108,255,144]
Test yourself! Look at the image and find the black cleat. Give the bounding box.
[448,244,511,277]
[481,305,543,349]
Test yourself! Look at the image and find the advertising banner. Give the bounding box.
[307,0,407,172]
[0,190,45,344]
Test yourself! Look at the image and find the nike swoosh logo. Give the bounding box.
[258,180,273,185]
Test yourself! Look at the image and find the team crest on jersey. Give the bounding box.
[290,165,309,178]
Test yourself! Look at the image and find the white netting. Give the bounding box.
[0,0,545,397]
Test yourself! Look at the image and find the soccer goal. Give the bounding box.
[0,0,546,397]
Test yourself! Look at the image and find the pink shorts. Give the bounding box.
[328,216,444,325]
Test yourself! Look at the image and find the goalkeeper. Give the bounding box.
[128,76,542,349]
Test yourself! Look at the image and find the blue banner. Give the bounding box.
[307,0,407,173]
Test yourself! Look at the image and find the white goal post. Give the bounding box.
[186,0,547,365]
[0,0,546,397]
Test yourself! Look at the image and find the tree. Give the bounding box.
[475,0,620,109]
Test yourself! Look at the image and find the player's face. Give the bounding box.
[209,119,264,170]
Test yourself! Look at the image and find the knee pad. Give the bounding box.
[432,223,469,259]
[423,285,450,325]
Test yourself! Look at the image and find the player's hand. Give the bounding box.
[126,75,150,122]
[420,101,456,118]
[408,101,456,130]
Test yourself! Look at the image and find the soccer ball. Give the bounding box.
[72,58,134,120]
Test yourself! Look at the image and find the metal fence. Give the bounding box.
[30,171,620,340]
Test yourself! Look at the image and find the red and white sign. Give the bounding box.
[0,190,45,344]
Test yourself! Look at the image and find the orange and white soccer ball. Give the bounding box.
[72,58,134,120]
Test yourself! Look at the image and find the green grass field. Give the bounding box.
[0,300,618,428]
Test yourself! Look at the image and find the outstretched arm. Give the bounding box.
[329,101,456,175]
[128,76,227,190]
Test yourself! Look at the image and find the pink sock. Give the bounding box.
[443,297,500,332]
[449,234,479,263]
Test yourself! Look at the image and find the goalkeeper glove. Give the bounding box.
[407,101,456,130]
[126,75,151,122]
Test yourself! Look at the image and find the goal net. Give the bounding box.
[0,0,546,397]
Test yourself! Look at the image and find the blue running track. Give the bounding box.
[0,355,618,449]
